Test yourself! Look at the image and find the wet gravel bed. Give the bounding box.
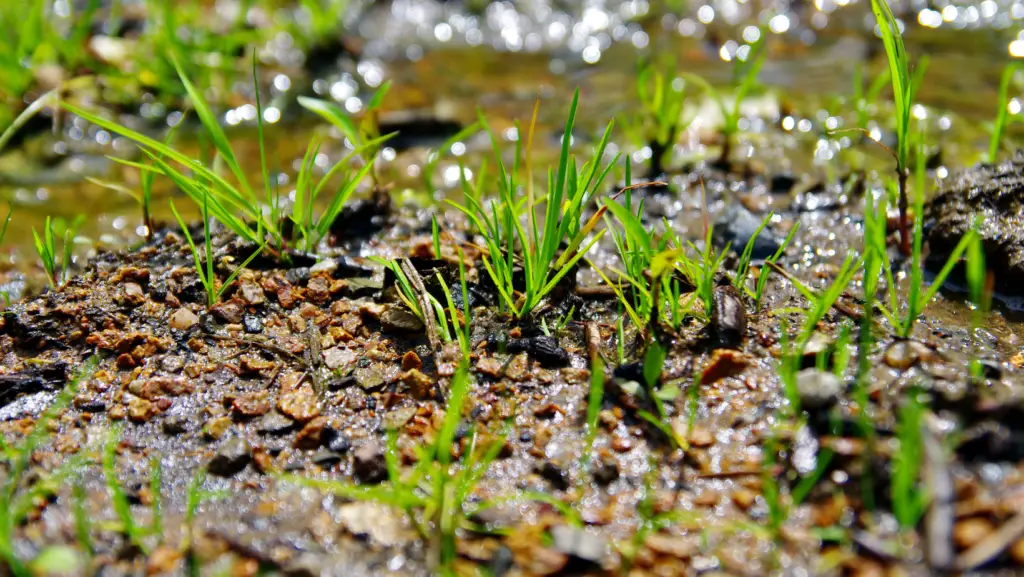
[4,161,1024,577]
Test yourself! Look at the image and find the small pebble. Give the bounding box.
[353,440,388,483]
[953,517,996,550]
[796,368,842,411]
[688,426,714,448]
[209,435,252,477]
[168,308,199,330]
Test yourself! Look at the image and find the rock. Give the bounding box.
[711,285,747,349]
[294,417,329,449]
[550,525,607,564]
[953,517,996,550]
[311,450,343,466]
[209,436,251,477]
[401,351,422,371]
[380,306,424,332]
[644,533,698,559]
[242,314,263,334]
[336,502,417,546]
[700,349,750,385]
[926,153,1024,297]
[731,488,757,511]
[323,347,357,370]
[128,398,157,422]
[354,366,387,390]
[169,308,199,330]
[506,335,569,368]
[145,546,182,574]
[353,441,388,483]
[277,384,320,422]
[257,411,296,435]
[884,340,931,371]
[325,429,352,454]
[210,301,244,324]
[796,369,842,411]
[688,426,714,447]
[400,369,433,398]
[238,281,266,305]
[203,417,232,440]
[232,393,271,418]
[712,203,781,261]
[801,332,834,368]
[1011,535,1024,565]
[162,415,188,435]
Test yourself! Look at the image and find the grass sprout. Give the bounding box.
[448,89,618,319]
[892,387,928,531]
[170,191,266,307]
[868,0,923,254]
[32,215,83,288]
[103,427,150,554]
[680,30,766,164]
[581,354,606,471]
[621,59,691,175]
[63,56,384,256]
[989,63,1022,163]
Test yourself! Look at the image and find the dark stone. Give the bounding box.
[925,152,1024,297]
[324,429,352,453]
[506,335,569,368]
[539,461,569,491]
[711,285,747,349]
[209,436,252,477]
[795,369,842,411]
[311,450,343,466]
[162,415,189,435]
[353,440,388,484]
[242,314,263,334]
[712,203,781,261]
[593,462,619,486]
[257,411,297,436]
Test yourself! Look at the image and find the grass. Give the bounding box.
[868,0,922,254]
[170,190,266,307]
[892,387,928,531]
[989,63,1021,163]
[63,55,385,258]
[0,358,96,576]
[680,29,766,164]
[581,354,605,471]
[103,427,150,553]
[280,361,507,574]
[621,59,690,175]
[448,90,618,319]
[32,214,83,289]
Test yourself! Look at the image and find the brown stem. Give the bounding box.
[897,166,910,256]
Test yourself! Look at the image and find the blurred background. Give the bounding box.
[0,0,1021,289]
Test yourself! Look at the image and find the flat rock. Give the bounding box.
[796,368,842,411]
[926,153,1024,297]
[209,435,252,477]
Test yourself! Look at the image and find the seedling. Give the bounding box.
[32,215,83,288]
[581,354,606,471]
[170,191,266,307]
[989,63,1022,163]
[681,30,766,165]
[63,56,385,256]
[448,90,618,319]
[103,428,149,554]
[621,59,691,175]
[868,0,922,254]
[892,387,929,531]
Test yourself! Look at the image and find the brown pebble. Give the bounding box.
[203,417,232,440]
[402,351,423,371]
[953,517,996,550]
[109,404,126,420]
[1010,535,1024,565]
[294,417,329,449]
[688,426,714,448]
[700,349,751,385]
[277,383,320,423]
[169,308,199,330]
[692,490,721,508]
[883,340,931,371]
[252,449,273,474]
[611,435,634,452]
[232,393,271,418]
[128,398,157,422]
[731,488,757,511]
[145,545,182,574]
[400,369,433,399]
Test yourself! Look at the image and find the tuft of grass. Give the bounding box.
[63,57,384,256]
[621,59,691,175]
[868,0,924,254]
[281,361,507,573]
[448,89,618,319]
[103,428,149,554]
[680,30,766,164]
[32,215,83,289]
[0,358,97,576]
[892,387,928,531]
[170,190,266,307]
[989,63,1022,163]
[581,354,606,471]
